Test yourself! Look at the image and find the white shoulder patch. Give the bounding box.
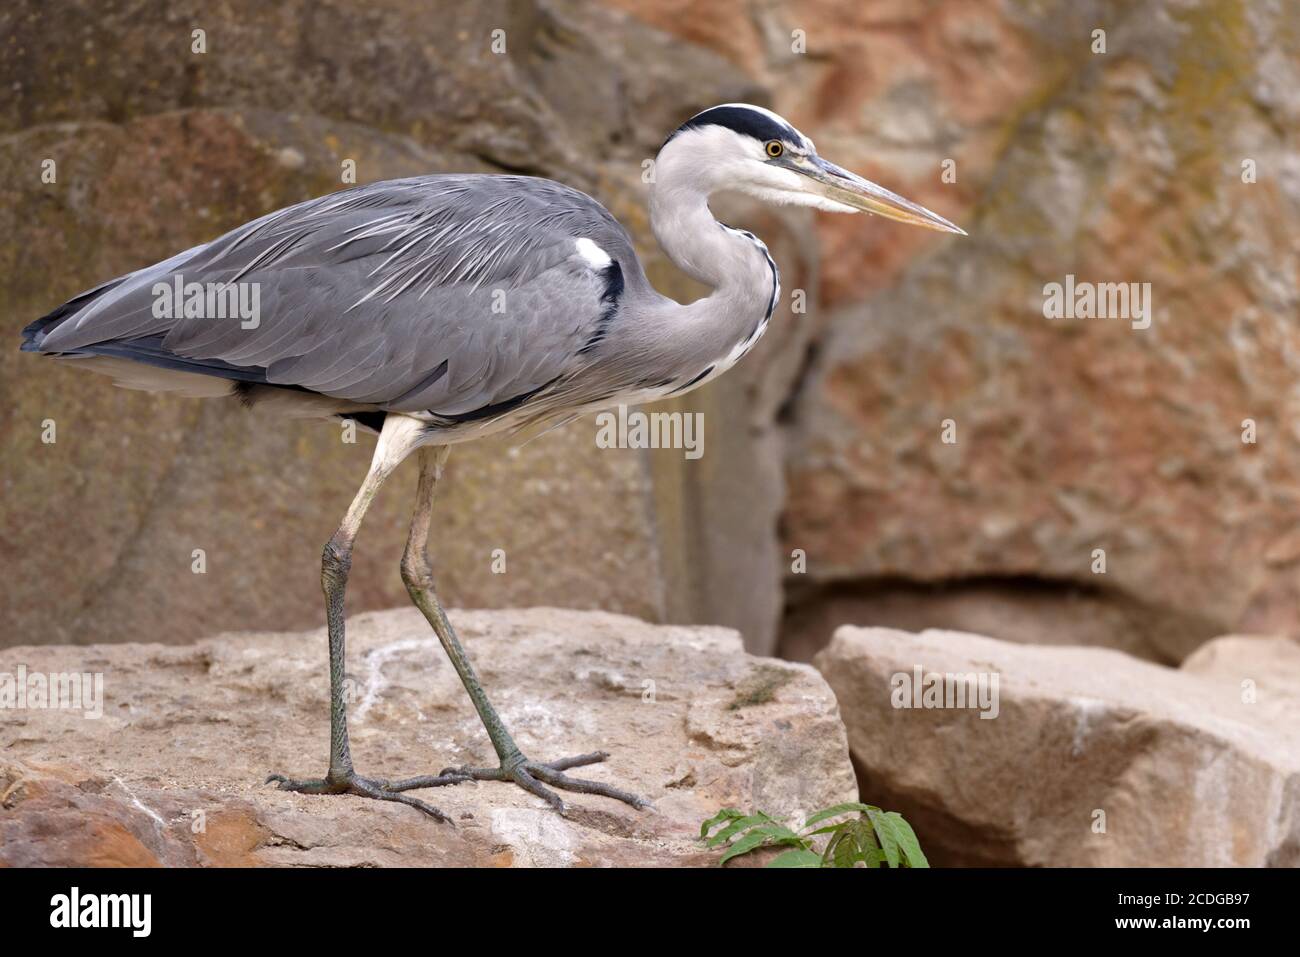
[575,238,612,269]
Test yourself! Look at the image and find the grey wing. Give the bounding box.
[25,175,637,416]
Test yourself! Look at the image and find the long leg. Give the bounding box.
[267,415,464,820]
[389,446,649,814]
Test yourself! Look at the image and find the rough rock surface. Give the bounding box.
[815,626,1300,867]
[0,607,857,867]
[769,0,1300,661]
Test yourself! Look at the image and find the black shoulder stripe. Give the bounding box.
[577,260,624,356]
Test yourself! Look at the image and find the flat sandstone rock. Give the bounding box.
[815,627,1300,867]
[0,608,856,867]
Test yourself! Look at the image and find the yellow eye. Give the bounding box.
[765,140,784,158]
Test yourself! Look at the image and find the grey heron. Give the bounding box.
[20,103,964,819]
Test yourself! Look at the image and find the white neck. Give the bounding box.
[639,136,779,387]
[650,184,753,290]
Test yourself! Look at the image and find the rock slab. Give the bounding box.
[0,607,857,867]
[815,626,1300,867]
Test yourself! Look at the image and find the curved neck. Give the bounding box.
[603,141,781,396]
[647,154,777,329]
[649,186,739,290]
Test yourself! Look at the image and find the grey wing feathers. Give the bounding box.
[24,175,638,416]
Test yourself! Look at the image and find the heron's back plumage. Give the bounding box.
[23,175,651,429]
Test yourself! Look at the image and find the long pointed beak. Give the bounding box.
[802,155,966,235]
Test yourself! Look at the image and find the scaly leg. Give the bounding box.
[267,416,465,820]
[390,446,649,815]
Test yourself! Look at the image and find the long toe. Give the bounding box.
[459,752,651,814]
[265,769,453,822]
[510,766,567,813]
[540,751,610,771]
[266,774,333,794]
[391,752,649,814]
[437,764,508,782]
[348,776,452,822]
[526,762,650,810]
[385,770,474,791]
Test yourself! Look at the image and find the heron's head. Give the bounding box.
[657,103,965,235]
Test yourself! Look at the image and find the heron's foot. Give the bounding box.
[434,750,651,815]
[265,768,466,822]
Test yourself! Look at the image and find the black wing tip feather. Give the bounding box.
[20,275,134,354]
[19,322,47,352]
[21,314,68,353]
[18,277,277,383]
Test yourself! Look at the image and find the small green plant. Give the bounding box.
[700,802,929,868]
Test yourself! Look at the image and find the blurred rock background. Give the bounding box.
[3,0,1298,670]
